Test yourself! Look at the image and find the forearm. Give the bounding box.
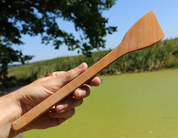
[0,91,22,137]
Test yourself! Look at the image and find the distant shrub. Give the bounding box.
[5,38,178,86]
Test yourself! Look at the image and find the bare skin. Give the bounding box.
[0,63,101,138]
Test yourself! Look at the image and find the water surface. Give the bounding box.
[24,69,178,138]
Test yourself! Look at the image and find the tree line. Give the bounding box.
[4,38,178,87]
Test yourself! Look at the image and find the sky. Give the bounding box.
[12,0,178,62]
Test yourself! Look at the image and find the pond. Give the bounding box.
[21,68,178,138]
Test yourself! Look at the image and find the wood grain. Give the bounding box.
[11,10,165,132]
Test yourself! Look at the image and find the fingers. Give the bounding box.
[55,95,83,113]
[87,76,101,86]
[73,85,91,99]
[46,63,101,127]
[50,62,101,87]
[51,62,88,85]
[48,85,90,119]
[49,108,75,119]
[54,85,90,113]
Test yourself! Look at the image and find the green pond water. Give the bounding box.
[24,69,178,138]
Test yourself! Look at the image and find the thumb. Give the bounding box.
[54,62,88,85]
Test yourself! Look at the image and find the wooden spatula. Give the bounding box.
[12,10,165,132]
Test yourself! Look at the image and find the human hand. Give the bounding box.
[18,62,100,131]
[0,63,100,137]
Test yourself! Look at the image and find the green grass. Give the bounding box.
[24,68,178,138]
[4,38,178,87]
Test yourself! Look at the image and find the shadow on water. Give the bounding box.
[0,84,24,96]
[0,76,31,96]
[6,85,24,93]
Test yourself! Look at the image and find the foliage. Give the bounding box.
[0,42,33,80]
[5,38,178,87]
[0,0,117,80]
[0,0,117,54]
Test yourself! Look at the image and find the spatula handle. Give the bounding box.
[11,45,125,132]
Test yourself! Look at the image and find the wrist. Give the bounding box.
[0,90,23,137]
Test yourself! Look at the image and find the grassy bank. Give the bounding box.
[24,68,178,138]
[4,38,178,86]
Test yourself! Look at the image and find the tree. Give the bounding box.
[0,42,33,80]
[0,0,117,80]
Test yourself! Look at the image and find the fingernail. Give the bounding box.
[76,88,83,97]
[57,104,66,111]
[78,63,84,69]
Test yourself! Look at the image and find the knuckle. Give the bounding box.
[63,71,73,79]
[51,72,58,77]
